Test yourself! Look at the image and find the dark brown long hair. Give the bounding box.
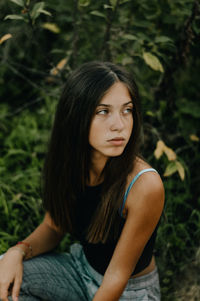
[42,61,142,242]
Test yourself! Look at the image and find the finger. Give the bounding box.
[12,277,22,301]
[0,283,10,301]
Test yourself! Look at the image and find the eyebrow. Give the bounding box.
[97,101,133,107]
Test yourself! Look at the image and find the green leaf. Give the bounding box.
[79,0,90,7]
[39,9,51,16]
[30,2,51,21]
[32,2,45,11]
[143,52,164,73]
[121,57,133,65]
[90,11,106,18]
[164,162,177,177]
[104,4,112,9]
[123,34,137,41]
[164,161,185,181]
[155,36,173,43]
[5,149,27,157]
[4,14,24,21]
[109,0,118,8]
[9,0,24,7]
[146,111,156,117]
[178,99,200,118]
[119,0,130,3]
[0,189,8,215]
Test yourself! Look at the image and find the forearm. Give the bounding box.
[23,222,63,257]
[93,286,122,301]
[8,216,64,259]
[93,276,127,301]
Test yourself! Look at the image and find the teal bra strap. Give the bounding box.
[119,168,158,217]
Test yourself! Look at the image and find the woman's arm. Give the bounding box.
[93,172,165,301]
[0,212,64,301]
[8,212,64,259]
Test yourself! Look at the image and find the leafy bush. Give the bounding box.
[0,0,199,299]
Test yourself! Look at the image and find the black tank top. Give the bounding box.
[74,179,159,276]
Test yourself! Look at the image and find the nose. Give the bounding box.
[110,112,125,131]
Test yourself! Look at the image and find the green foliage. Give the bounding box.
[0,0,199,299]
[5,0,51,24]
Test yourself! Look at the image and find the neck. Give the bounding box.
[89,153,107,186]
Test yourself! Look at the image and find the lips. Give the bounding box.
[108,137,125,146]
[108,137,125,141]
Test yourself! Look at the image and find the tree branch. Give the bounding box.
[101,0,120,61]
[178,0,200,65]
[3,60,60,97]
[72,0,79,68]
[154,0,200,109]
[0,97,43,119]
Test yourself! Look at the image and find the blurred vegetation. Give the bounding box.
[0,0,200,300]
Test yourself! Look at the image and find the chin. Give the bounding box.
[106,149,125,157]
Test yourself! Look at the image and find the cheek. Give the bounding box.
[89,122,101,147]
[128,117,134,134]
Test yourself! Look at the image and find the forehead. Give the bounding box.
[99,82,132,105]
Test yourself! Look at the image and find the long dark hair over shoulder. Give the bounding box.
[43,61,142,243]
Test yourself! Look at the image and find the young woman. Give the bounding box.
[0,61,164,301]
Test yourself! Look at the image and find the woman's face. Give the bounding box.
[89,81,133,163]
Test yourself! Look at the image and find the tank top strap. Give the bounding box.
[119,168,158,217]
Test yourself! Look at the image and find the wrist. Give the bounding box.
[7,241,33,261]
[17,241,33,260]
[7,246,26,260]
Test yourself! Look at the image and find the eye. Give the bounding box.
[96,109,109,115]
[123,107,133,114]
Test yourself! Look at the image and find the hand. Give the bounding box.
[0,248,24,301]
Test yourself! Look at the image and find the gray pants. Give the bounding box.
[1,243,161,301]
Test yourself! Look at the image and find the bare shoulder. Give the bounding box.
[124,157,165,217]
[127,156,164,192]
[128,156,154,177]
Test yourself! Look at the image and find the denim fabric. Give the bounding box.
[1,243,160,300]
